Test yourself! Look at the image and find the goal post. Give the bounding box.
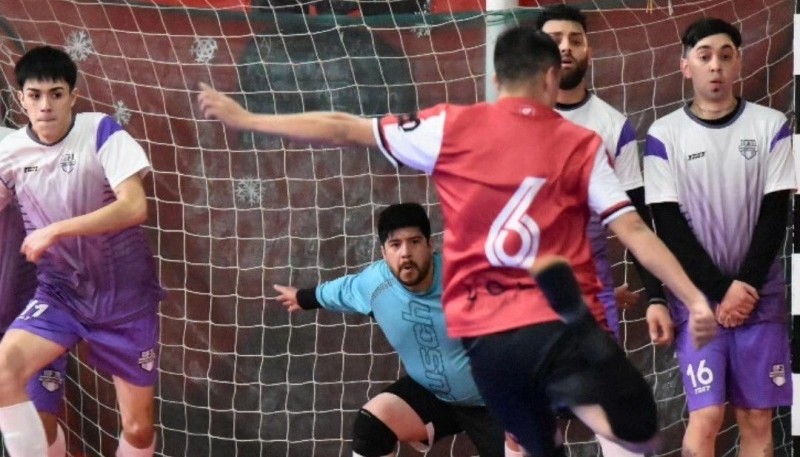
[792,3,800,453]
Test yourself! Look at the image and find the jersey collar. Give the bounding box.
[26,114,77,147]
[555,91,592,111]
[495,97,560,119]
[684,97,744,129]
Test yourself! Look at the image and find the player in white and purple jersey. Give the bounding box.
[0,126,68,457]
[644,18,794,456]
[0,46,164,457]
[534,6,670,457]
[536,5,670,349]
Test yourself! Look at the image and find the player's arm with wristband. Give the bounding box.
[273,266,376,316]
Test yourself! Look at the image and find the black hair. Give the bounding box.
[534,4,588,33]
[377,203,431,244]
[15,46,78,90]
[681,18,742,54]
[494,26,561,87]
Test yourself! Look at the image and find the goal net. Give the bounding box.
[0,0,792,456]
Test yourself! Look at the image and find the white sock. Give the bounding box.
[47,423,66,457]
[0,401,48,456]
[352,452,394,457]
[504,441,525,457]
[596,434,644,457]
[116,433,155,457]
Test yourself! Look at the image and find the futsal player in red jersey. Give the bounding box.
[198,26,716,456]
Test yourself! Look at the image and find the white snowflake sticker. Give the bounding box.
[112,100,132,125]
[235,179,262,206]
[413,24,431,38]
[191,38,218,64]
[65,30,94,62]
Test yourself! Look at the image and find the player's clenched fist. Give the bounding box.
[688,304,716,349]
[20,226,59,263]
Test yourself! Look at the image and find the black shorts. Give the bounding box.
[462,318,657,456]
[383,375,505,457]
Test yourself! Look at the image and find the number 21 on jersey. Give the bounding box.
[485,177,545,269]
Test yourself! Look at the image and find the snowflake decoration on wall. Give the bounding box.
[235,179,262,206]
[413,24,431,38]
[112,100,132,125]
[191,38,218,64]
[0,42,14,65]
[65,30,94,62]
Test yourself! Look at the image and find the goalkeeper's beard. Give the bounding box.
[393,260,432,289]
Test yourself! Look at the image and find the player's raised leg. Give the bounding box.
[531,257,659,454]
[530,256,590,324]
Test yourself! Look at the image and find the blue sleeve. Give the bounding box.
[314,263,383,315]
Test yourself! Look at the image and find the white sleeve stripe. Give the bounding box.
[601,205,636,226]
[372,117,399,168]
[588,143,633,217]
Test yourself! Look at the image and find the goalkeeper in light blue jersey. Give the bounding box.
[274,203,506,457]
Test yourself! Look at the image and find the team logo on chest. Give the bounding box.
[738,139,757,160]
[59,153,76,173]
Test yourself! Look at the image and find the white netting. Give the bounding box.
[0,0,792,456]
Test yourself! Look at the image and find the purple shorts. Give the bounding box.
[0,332,67,415]
[29,355,68,415]
[9,299,159,387]
[675,321,792,411]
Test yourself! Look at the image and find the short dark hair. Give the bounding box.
[15,46,78,90]
[534,4,588,32]
[377,203,431,244]
[494,26,561,87]
[681,18,742,54]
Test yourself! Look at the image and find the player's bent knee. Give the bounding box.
[352,408,397,457]
[606,398,657,443]
[120,419,155,448]
[736,408,773,436]
[591,347,658,444]
[603,381,658,443]
[688,405,725,432]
